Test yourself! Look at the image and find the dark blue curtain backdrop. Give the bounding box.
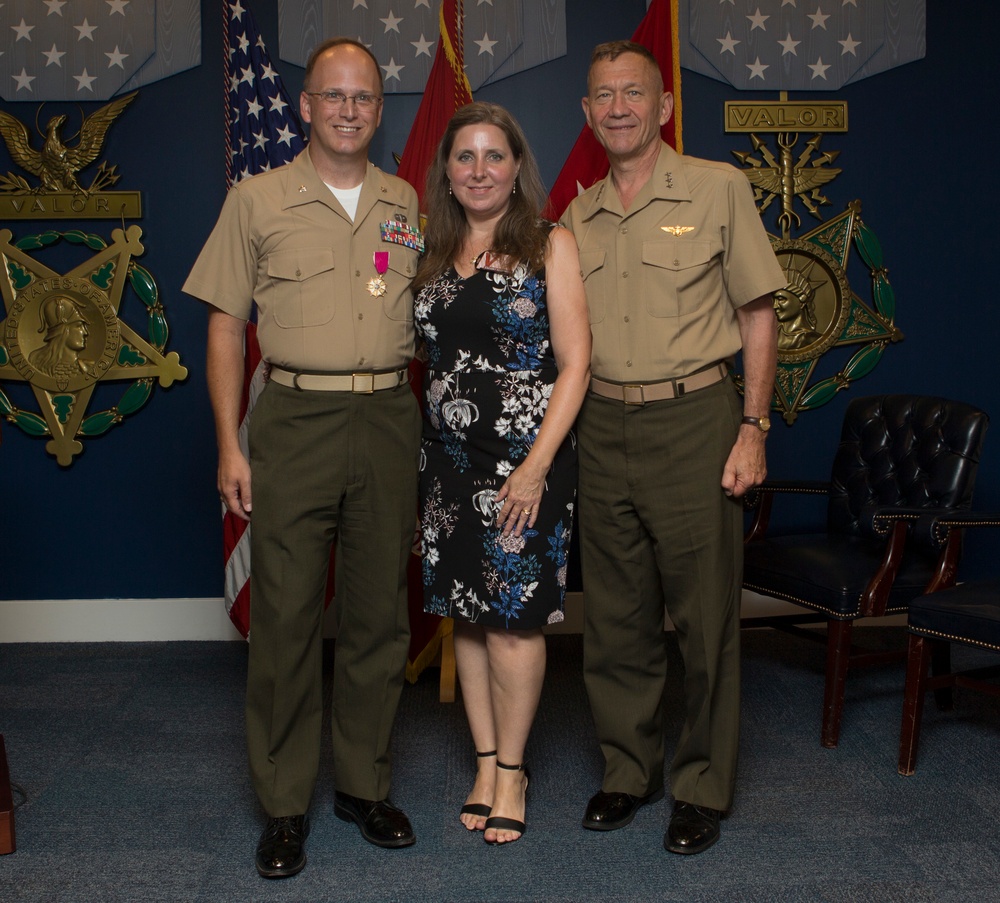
[2,1,997,601]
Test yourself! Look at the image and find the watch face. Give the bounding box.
[759,417,771,432]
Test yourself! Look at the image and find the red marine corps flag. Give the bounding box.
[547,0,682,220]
[396,0,473,207]
[398,0,474,682]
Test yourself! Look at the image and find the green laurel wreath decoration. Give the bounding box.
[0,229,166,438]
[791,215,894,413]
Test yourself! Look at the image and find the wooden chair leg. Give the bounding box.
[438,621,456,703]
[822,619,854,748]
[0,735,14,855]
[931,641,954,711]
[898,634,932,775]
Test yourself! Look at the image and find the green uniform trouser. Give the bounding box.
[246,380,420,816]
[578,378,743,812]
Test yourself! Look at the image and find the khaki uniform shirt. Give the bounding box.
[183,148,420,372]
[561,142,784,383]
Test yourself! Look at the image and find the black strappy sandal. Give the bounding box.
[460,750,497,824]
[483,760,529,844]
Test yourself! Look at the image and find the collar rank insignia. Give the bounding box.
[661,225,695,236]
[380,219,424,252]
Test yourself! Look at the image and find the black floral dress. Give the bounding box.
[415,256,577,630]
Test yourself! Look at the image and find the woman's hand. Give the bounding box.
[495,462,546,536]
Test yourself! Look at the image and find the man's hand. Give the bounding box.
[219,446,252,521]
[207,308,252,520]
[721,428,767,498]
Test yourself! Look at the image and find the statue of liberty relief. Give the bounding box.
[28,295,94,389]
[773,267,823,353]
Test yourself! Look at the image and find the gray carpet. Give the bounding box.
[1,630,998,902]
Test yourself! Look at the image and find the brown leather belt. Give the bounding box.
[589,362,728,405]
[269,366,408,393]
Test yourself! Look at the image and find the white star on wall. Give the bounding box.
[107,0,130,15]
[382,58,404,81]
[809,7,830,29]
[809,57,831,79]
[380,11,403,34]
[747,57,769,80]
[747,9,769,31]
[43,0,66,15]
[475,32,498,55]
[12,19,35,41]
[13,68,36,91]
[839,34,861,55]
[778,32,800,55]
[43,44,65,66]
[717,31,740,55]
[74,19,98,41]
[74,68,97,91]
[105,46,128,68]
[412,34,434,58]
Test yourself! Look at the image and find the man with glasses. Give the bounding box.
[184,38,422,877]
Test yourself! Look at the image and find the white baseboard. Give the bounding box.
[0,590,904,643]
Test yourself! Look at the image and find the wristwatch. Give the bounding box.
[741,415,771,433]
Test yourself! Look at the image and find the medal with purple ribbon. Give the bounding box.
[367,251,389,297]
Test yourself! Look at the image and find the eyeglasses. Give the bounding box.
[306,91,382,110]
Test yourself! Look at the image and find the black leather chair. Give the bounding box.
[743,395,989,748]
[898,512,1000,775]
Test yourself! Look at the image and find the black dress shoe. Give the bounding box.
[334,792,416,848]
[582,787,665,831]
[255,814,309,879]
[665,801,720,855]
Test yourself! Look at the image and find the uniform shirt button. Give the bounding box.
[626,360,633,367]
[358,313,364,320]
[356,270,361,277]
[673,259,680,266]
[358,357,366,365]
[622,271,629,278]
[620,226,628,234]
[623,315,630,323]
[295,268,301,277]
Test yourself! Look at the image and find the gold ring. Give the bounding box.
[522,507,532,515]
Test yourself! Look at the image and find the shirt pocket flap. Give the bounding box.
[385,248,418,279]
[578,248,607,280]
[642,240,712,272]
[267,248,335,282]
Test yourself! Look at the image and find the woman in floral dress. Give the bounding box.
[413,103,591,844]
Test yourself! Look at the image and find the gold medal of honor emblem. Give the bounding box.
[0,226,187,465]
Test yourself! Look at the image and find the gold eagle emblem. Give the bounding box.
[661,225,695,236]
[0,92,136,195]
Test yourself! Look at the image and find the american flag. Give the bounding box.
[221,0,306,638]
[226,0,305,186]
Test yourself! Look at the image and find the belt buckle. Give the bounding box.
[351,372,375,394]
[621,383,645,406]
